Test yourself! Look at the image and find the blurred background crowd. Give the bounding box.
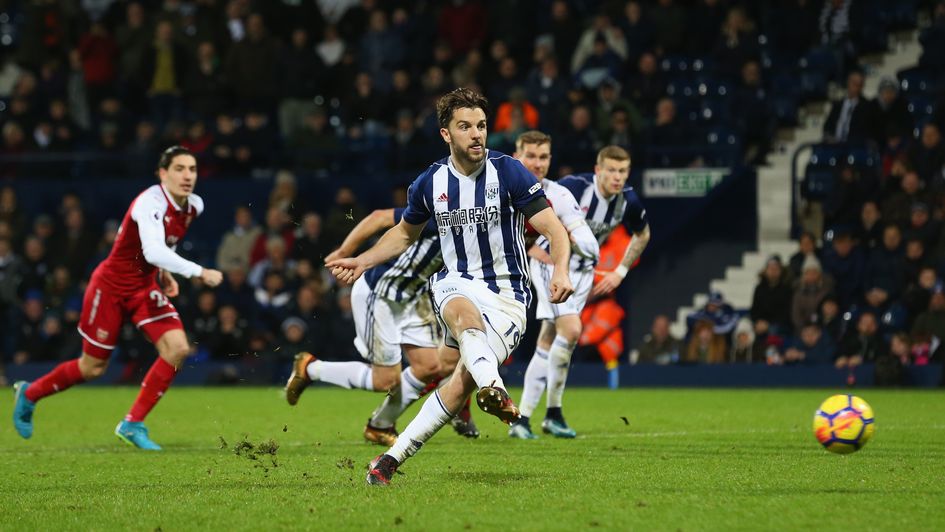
[1,0,945,384]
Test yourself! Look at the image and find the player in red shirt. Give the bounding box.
[12,146,223,450]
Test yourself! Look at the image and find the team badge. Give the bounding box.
[96,328,109,341]
[486,185,498,200]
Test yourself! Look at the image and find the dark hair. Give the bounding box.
[158,145,195,170]
[435,88,489,129]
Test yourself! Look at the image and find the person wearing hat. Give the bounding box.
[687,290,739,337]
[875,76,913,146]
[791,254,835,331]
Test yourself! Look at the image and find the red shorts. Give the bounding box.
[77,276,183,359]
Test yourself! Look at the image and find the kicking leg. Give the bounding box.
[13,352,108,439]
[367,362,477,485]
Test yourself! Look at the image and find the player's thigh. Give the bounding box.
[478,296,528,364]
[437,344,461,375]
[352,280,403,366]
[130,284,185,347]
[534,262,593,321]
[77,278,123,360]
[430,277,490,340]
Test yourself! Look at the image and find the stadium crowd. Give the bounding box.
[1,0,943,384]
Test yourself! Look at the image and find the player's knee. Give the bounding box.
[412,357,442,380]
[373,370,400,392]
[79,356,109,380]
[161,341,191,365]
[557,322,582,344]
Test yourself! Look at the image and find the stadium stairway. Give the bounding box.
[669,30,925,339]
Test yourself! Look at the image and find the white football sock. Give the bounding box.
[386,389,453,464]
[369,367,426,429]
[546,335,576,408]
[459,328,505,390]
[306,360,374,391]
[519,347,549,418]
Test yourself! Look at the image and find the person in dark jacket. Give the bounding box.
[750,255,794,337]
[836,311,888,369]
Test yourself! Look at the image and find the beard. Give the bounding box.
[452,141,485,167]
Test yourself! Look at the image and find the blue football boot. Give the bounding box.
[542,417,577,439]
[115,420,162,450]
[12,381,35,439]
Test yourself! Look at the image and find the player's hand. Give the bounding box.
[548,268,574,303]
[324,246,352,264]
[161,270,179,298]
[527,245,554,265]
[590,271,622,297]
[200,268,224,287]
[327,257,366,285]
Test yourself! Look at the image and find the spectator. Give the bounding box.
[437,0,486,56]
[783,320,836,365]
[909,123,945,185]
[865,224,906,300]
[525,56,569,135]
[684,319,727,364]
[294,212,328,267]
[712,6,759,80]
[216,205,262,270]
[327,286,358,360]
[875,77,913,146]
[268,170,306,222]
[345,72,387,136]
[750,255,794,336]
[819,296,844,344]
[618,1,655,62]
[791,255,835,331]
[209,304,249,360]
[390,110,433,173]
[635,314,680,365]
[626,51,665,122]
[13,290,51,364]
[821,229,866,309]
[574,33,626,90]
[882,170,929,226]
[189,290,220,355]
[359,9,405,90]
[324,187,367,250]
[857,200,883,249]
[248,236,297,290]
[19,235,50,294]
[836,311,887,369]
[688,291,739,337]
[647,98,689,167]
[902,266,938,328]
[273,316,310,365]
[249,206,295,266]
[0,237,24,327]
[556,105,599,175]
[788,231,821,279]
[224,13,278,110]
[185,41,229,121]
[289,107,340,173]
[215,265,255,321]
[141,20,188,131]
[0,186,28,246]
[278,28,324,139]
[905,203,941,251]
[650,0,687,54]
[549,1,581,67]
[823,70,877,144]
[730,318,763,363]
[911,283,945,351]
[254,270,292,333]
[902,236,931,285]
[50,208,98,282]
[824,164,879,229]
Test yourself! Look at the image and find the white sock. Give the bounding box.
[306,360,374,391]
[369,367,426,429]
[459,329,505,390]
[546,335,575,408]
[386,389,453,464]
[519,347,548,418]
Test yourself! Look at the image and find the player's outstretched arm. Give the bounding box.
[133,201,222,286]
[325,208,396,263]
[327,219,424,285]
[591,223,650,297]
[528,207,574,303]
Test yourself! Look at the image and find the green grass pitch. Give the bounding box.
[1,387,943,530]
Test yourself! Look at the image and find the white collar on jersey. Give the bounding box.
[447,152,486,180]
[160,184,188,211]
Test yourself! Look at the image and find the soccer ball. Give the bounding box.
[813,394,875,454]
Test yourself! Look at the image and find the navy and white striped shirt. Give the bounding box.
[548,173,648,271]
[402,150,547,306]
[363,208,442,303]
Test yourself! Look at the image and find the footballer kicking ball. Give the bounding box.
[813,394,875,454]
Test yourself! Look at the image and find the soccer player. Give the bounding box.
[283,206,447,446]
[12,146,224,450]
[510,145,650,439]
[327,88,574,485]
